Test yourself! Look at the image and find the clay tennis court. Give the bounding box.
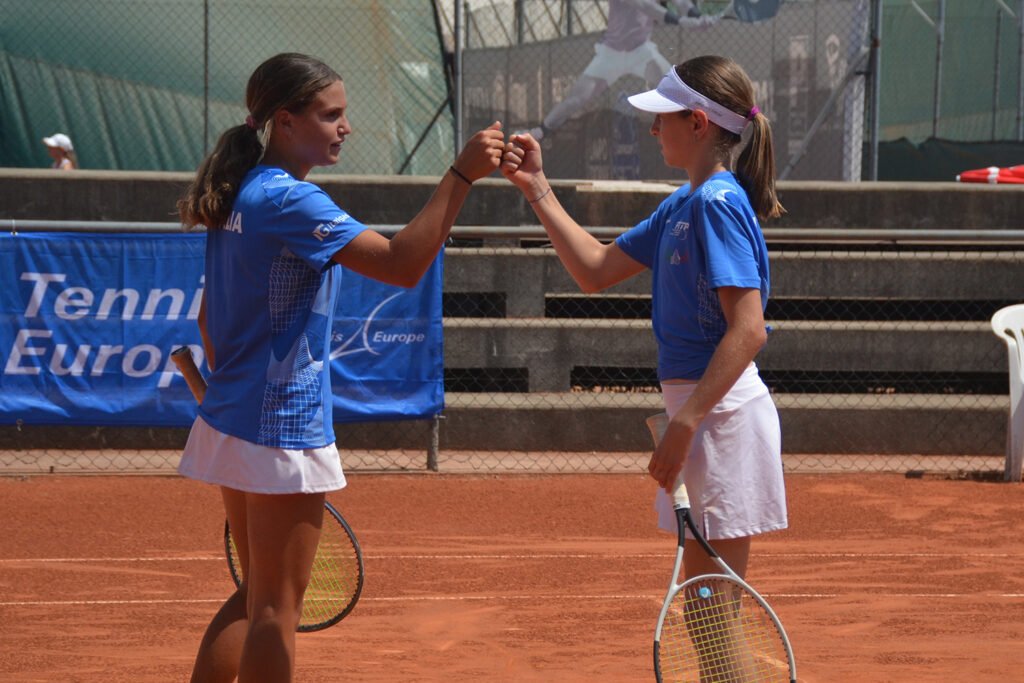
[1,472,1023,682]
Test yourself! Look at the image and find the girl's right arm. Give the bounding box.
[331,123,505,288]
[501,134,645,293]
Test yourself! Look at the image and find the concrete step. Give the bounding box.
[443,319,1006,391]
[444,248,1024,315]
[8,170,1024,230]
[439,392,1007,455]
[0,391,1005,464]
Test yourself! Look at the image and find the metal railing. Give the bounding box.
[7,219,1024,245]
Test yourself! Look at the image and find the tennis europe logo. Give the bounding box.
[3,271,206,388]
[329,293,427,360]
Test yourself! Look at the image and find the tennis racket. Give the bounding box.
[701,0,783,23]
[171,346,365,632]
[171,345,209,402]
[645,413,796,683]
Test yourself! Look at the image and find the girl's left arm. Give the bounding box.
[648,286,768,490]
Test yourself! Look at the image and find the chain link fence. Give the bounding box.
[445,0,872,181]
[0,0,453,175]
[437,234,1016,477]
[881,0,1024,143]
[0,406,440,476]
[0,228,1018,477]
[1,2,1021,477]
[6,1,1024,179]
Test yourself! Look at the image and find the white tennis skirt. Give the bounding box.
[178,416,347,495]
[654,363,788,540]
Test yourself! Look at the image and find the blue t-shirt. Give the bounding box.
[199,165,368,448]
[615,171,770,381]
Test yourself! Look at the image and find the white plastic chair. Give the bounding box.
[991,304,1024,482]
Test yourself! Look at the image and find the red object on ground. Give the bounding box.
[956,165,1024,183]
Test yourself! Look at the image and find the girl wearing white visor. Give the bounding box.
[501,55,787,583]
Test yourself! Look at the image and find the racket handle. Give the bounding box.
[670,476,690,508]
[644,412,669,445]
[171,346,207,403]
[644,413,691,509]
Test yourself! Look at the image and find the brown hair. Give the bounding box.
[177,53,342,229]
[675,56,784,220]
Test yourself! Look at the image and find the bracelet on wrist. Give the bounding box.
[449,165,472,185]
[528,186,552,204]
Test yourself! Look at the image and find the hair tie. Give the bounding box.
[747,106,760,121]
[245,115,257,130]
[255,120,273,162]
[448,165,473,186]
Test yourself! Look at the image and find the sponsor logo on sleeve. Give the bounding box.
[312,213,350,242]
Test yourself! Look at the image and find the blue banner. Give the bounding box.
[0,232,443,427]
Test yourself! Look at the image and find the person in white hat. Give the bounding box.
[41,133,77,170]
[502,54,787,588]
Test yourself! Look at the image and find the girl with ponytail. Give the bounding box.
[501,55,786,587]
[178,52,503,683]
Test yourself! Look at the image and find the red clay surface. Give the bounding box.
[1,473,1023,682]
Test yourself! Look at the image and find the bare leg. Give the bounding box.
[644,53,672,89]
[683,536,754,682]
[540,74,610,134]
[683,535,751,580]
[189,487,250,683]
[238,491,325,683]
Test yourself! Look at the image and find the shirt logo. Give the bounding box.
[671,220,689,239]
[225,211,243,234]
[713,188,736,203]
[312,212,350,242]
[670,249,682,265]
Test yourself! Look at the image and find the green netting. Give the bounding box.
[881,0,1023,143]
[5,1,1022,174]
[0,0,452,174]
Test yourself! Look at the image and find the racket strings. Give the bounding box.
[228,518,362,629]
[658,578,790,682]
[302,532,360,624]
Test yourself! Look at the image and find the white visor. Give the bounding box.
[627,68,750,136]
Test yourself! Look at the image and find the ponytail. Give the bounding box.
[177,125,263,230]
[675,56,785,221]
[177,53,343,230]
[736,112,784,220]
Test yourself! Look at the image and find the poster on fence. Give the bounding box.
[0,232,443,427]
[462,0,870,181]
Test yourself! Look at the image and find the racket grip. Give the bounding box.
[171,346,207,403]
[644,412,669,445]
[644,413,690,508]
